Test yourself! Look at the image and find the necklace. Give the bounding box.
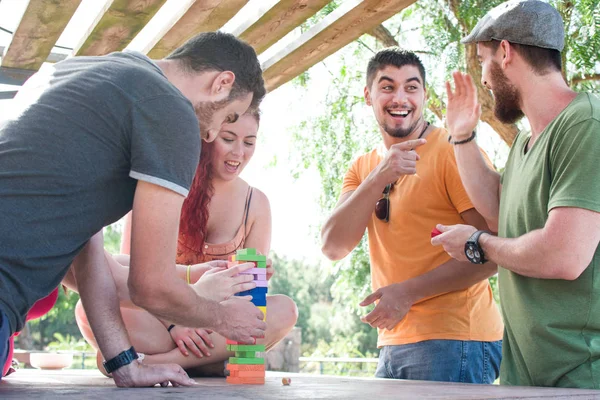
[417,121,430,139]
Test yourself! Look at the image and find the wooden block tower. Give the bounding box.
[225,248,267,384]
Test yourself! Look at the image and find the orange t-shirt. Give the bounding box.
[342,127,503,347]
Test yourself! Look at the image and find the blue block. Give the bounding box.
[251,296,266,306]
[236,287,267,298]
[236,287,267,306]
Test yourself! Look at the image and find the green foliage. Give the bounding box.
[23,288,82,350]
[269,252,336,349]
[103,223,122,254]
[47,333,93,352]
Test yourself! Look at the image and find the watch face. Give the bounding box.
[465,243,482,263]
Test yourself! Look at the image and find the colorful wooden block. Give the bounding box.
[235,351,256,358]
[256,261,267,269]
[255,280,268,288]
[226,363,266,372]
[252,297,267,306]
[226,339,239,345]
[239,268,267,275]
[235,255,267,262]
[236,248,257,256]
[228,370,266,378]
[226,376,265,385]
[240,287,267,296]
[228,357,265,365]
[227,344,265,352]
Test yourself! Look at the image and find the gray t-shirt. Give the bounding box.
[0,51,201,333]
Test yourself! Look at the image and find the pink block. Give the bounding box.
[255,280,268,287]
[239,268,267,275]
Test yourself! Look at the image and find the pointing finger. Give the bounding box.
[392,138,427,151]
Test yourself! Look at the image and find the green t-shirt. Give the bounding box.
[498,93,600,388]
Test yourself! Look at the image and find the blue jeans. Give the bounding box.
[0,310,10,382]
[375,339,502,383]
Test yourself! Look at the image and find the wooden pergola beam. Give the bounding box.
[262,0,417,92]
[73,0,168,56]
[236,0,331,56]
[1,0,81,71]
[146,0,249,60]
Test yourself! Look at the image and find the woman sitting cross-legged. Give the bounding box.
[75,111,298,376]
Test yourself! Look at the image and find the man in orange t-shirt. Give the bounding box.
[321,48,503,383]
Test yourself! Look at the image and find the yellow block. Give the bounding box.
[258,306,267,321]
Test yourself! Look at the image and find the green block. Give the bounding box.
[227,344,266,352]
[256,261,267,269]
[237,248,257,256]
[235,351,256,358]
[235,254,267,262]
[228,357,265,365]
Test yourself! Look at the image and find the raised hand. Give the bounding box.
[376,138,427,184]
[168,326,214,358]
[359,283,415,331]
[445,71,481,140]
[217,297,266,344]
[192,262,256,302]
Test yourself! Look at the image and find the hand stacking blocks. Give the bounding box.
[225,248,268,384]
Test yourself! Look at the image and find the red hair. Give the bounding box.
[178,140,214,251]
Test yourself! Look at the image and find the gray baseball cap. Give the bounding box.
[462,0,565,51]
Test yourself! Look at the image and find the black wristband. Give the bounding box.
[448,131,476,145]
[167,324,175,332]
[103,346,138,374]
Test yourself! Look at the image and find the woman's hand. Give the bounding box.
[168,326,214,358]
[192,262,256,301]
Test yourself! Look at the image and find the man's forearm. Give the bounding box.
[405,258,497,302]
[322,174,387,260]
[73,234,134,362]
[479,231,583,280]
[129,275,222,330]
[453,141,501,229]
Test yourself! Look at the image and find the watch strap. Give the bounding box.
[103,346,138,374]
[469,230,489,245]
[466,230,490,264]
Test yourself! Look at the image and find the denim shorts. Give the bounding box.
[375,339,502,383]
[0,310,11,381]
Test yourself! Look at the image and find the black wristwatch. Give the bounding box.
[103,346,138,374]
[465,230,489,264]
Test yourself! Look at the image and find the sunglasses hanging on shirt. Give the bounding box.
[374,121,429,223]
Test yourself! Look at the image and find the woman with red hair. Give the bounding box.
[75,111,298,376]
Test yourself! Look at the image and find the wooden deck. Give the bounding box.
[1,370,598,399]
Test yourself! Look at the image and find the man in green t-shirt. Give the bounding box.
[431,0,600,389]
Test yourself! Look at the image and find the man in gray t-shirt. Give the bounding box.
[0,31,266,387]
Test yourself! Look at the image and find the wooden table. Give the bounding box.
[1,369,598,399]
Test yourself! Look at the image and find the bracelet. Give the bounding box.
[448,130,476,145]
[186,265,191,284]
[167,324,175,333]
